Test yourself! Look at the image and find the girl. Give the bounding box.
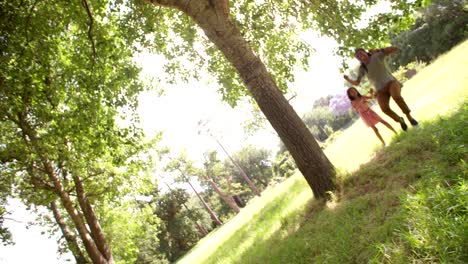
[347,87,396,146]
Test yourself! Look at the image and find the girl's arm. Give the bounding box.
[364,89,375,100]
[368,88,375,98]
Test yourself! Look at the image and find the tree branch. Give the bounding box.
[81,0,97,62]
[3,217,25,224]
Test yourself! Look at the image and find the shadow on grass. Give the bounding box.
[207,105,467,264]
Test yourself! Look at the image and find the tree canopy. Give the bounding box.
[1,0,158,262]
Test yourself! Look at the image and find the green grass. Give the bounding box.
[177,40,468,264]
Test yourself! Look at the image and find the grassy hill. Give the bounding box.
[177,40,468,264]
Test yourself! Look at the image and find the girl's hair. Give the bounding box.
[346,87,362,101]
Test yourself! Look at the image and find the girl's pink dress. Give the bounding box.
[351,97,383,127]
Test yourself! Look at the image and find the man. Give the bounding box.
[344,47,418,131]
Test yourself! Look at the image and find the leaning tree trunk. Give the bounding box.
[51,200,89,264]
[181,173,223,226]
[164,182,209,236]
[206,176,241,213]
[19,116,113,264]
[73,174,114,264]
[149,0,336,198]
[214,138,261,197]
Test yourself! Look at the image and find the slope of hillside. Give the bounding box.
[177,40,468,264]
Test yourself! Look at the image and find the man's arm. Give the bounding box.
[344,65,365,85]
[343,75,361,86]
[370,46,399,55]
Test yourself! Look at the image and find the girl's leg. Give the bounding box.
[371,126,385,146]
[380,119,397,134]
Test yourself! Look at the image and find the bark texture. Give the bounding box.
[18,115,114,264]
[51,200,89,264]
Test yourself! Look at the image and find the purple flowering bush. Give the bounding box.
[329,93,351,115]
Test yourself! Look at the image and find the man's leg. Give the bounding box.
[377,87,408,131]
[388,81,418,126]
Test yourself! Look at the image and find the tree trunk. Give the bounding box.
[207,176,240,213]
[232,195,245,208]
[73,174,114,263]
[51,200,89,264]
[44,161,110,264]
[195,223,209,237]
[18,116,111,264]
[183,174,222,226]
[214,138,261,197]
[164,182,209,236]
[150,0,336,198]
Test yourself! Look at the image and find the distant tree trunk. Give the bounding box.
[232,195,245,208]
[150,0,336,199]
[206,176,240,213]
[164,182,209,236]
[182,174,222,226]
[214,138,262,197]
[51,200,89,264]
[195,224,209,237]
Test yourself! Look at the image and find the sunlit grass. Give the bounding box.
[177,40,468,264]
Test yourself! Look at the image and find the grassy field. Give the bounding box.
[177,40,468,264]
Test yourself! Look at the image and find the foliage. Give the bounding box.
[121,0,313,106]
[0,209,12,246]
[224,146,273,199]
[98,199,161,264]
[0,0,158,260]
[272,151,297,180]
[328,94,352,115]
[387,0,468,70]
[123,0,426,104]
[150,188,209,262]
[302,97,356,142]
[298,1,425,64]
[0,178,12,245]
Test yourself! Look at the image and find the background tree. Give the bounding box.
[149,188,210,262]
[0,1,158,262]
[387,0,468,70]
[198,120,261,197]
[202,151,241,214]
[131,0,337,198]
[302,96,356,142]
[166,154,223,226]
[272,149,297,180]
[224,145,274,194]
